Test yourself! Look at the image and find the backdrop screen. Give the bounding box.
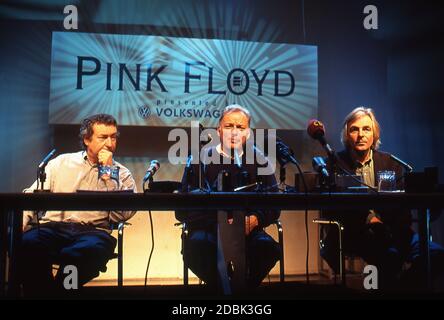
[49,32,317,129]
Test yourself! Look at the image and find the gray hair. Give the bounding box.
[218,104,251,126]
[79,113,119,149]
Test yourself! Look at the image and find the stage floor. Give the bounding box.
[68,274,438,299]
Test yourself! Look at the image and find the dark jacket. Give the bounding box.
[175,146,280,232]
[324,149,412,245]
[335,149,403,190]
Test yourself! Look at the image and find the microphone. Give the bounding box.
[276,137,299,167]
[234,148,242,169]
[199,123,213,146]
[390,154,413,172]
[312,156,330,178]
[307,119,335,157]
[143,160,160,183]
[38,149,56,169]
[182,154,194,192]
[274,136,306,192]
[36,149,56,191]
[186,154,193,168]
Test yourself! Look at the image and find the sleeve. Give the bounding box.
[108,166,138,223]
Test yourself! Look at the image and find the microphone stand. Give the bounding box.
[34,149,56,230]
[279,165,288,191]
[198,124,213,192]
[198,126,204,191]
[37,166,47,192]
[276,139,307,194]
[325,153,337,192]
[184,154,193,192]
[142,176,154,193]
[34,148,56,193]
[35,164,52,193]
[278,142,309,285]
[33,166,48,229]
[287,156,307,194]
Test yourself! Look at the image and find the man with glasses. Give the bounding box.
[20,113,137,296]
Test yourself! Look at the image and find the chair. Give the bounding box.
[175,222,190,285]
[313,218,345,285]
[272,220,285,283]
[28,220,128,289]
[176,219,285,285]
[51,221,129,287]
[109,221,130,287]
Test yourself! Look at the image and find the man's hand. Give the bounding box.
[98,149,113,166]
[98,149,113,181]
[245,215,259,235]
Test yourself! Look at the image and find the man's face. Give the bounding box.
[347,115,374,153]
[84,123,118,159]
[217,111,250,152]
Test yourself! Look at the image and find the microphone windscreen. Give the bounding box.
[307,119,325,139]
[312,156,326,168]
[186,155,193,168]
[150,160,160,172]
[234,149,242,169]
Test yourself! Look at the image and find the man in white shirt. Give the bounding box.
[20,113,137,296]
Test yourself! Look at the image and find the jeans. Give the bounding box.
[19,222,116,296]
[320,224,444,290]
[183,229,281,289]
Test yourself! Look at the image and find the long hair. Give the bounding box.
[341,107,381,150]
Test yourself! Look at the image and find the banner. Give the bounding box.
[49,32,317,129]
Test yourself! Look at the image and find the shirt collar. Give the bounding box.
[216,144,244,159]
[82,151,116,167]
[354,149,373,168]
[83,151,97,168]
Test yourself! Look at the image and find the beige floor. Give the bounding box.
[85,273,366,290]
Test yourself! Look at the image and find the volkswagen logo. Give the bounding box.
[138,105,151,119]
